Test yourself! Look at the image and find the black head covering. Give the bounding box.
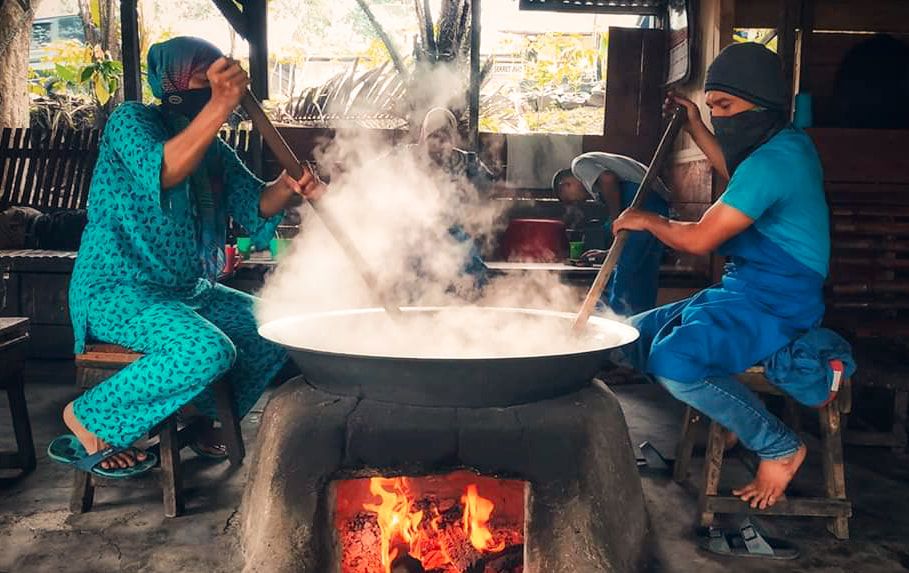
[705,43,788,111]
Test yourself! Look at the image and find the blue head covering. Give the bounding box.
[147,36,223,99]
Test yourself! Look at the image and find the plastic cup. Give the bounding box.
[269,238,292,260]
[236,237,252,259]
[569,241,585,260]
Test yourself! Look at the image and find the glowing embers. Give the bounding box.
[335,471,525,573]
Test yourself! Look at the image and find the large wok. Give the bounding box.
[259,307,639,408]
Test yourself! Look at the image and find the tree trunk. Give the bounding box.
[0,1,41,128]
[77,0,103,47]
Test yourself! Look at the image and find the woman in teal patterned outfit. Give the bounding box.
[50,37,324,476]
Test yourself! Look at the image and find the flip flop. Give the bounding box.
[48,434,157,479]
[700,518,800,560]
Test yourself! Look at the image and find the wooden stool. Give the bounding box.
[0,318,35,474]
[673,367,853,540]
[72,343,245,517]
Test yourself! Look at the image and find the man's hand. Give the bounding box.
[664,92,703,133]
[612,208,655,234]
[207,57,249,115]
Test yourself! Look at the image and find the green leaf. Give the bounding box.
[80,66,95,83]
[56,64,76,82]
[94,74,110,105]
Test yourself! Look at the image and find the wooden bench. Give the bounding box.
[0,317,35,474]
[72,343,245,518]
[673,367,853,540]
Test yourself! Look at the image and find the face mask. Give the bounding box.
[711,108,786,175]
[162,87,212,119]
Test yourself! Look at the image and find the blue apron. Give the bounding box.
[631,226,825,383]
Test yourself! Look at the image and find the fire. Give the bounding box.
[363,477,506,572]
[462,484,506,552]
[362,478,424,571]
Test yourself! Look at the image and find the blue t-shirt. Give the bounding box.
[720,126,830,278]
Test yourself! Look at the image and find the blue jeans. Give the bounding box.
[656,375,802,460]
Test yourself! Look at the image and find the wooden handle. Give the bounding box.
[240,92,403,318]
[571,108,687,332]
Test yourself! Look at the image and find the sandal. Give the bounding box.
[48,434,157,479]
[700,518,799,560]
[183,419,229,461]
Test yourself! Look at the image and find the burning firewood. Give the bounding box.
[392,553,426,573]
[464,544,523,573]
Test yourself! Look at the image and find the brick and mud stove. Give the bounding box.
[241,308,652,573]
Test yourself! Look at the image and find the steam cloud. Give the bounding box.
[254,71,628,358]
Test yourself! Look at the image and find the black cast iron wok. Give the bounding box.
[259,307,639,407]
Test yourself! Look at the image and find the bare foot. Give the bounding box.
[63,401,146,470]
[732,445,807,510]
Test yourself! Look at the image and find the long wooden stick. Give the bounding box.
[241,91,403,318]
[571,108,687,332]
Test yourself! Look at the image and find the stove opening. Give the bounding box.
[334,471,526,573]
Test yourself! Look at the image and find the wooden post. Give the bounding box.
[120,0,142,102]
[777,0,802,117]
[467,0,481,152]
[247,0,267,177]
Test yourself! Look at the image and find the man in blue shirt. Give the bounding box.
[613,43,830,510]
[553,152,669,315]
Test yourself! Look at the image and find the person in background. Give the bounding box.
[613,43,844,510]
[552,152,670,315]
[410,108,492,291]
[49,37,325,478]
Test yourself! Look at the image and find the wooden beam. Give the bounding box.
[120,0,141,102]
[211,0,249,39]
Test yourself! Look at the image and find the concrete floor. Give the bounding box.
[2,361,909,573]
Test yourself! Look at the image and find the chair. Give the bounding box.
[0,318,35,474]
[72,343,245,517]
[672,367,853,540]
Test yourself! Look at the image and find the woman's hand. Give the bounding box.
[207,57,249,115]
[277,165,327,202]
[612,208,654,234]
[664,91,702,133]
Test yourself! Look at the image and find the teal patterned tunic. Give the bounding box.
[69,102,286,448]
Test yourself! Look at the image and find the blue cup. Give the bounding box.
[794,92,813,128]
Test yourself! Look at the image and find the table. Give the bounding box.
[0,317,35,473]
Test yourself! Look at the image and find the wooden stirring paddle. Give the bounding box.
[240,91,403,319]
[571,107,687,333]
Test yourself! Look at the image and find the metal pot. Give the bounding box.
[259,307,639,408]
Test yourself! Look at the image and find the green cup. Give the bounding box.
[269,238,292,260]
[236,237,252,259]
[569,241,585,260]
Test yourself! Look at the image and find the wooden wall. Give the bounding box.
[798,32,909,127]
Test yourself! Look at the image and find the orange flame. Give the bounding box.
[462,484,506,552]
[362,477,504,572]
[362,477,424,572]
